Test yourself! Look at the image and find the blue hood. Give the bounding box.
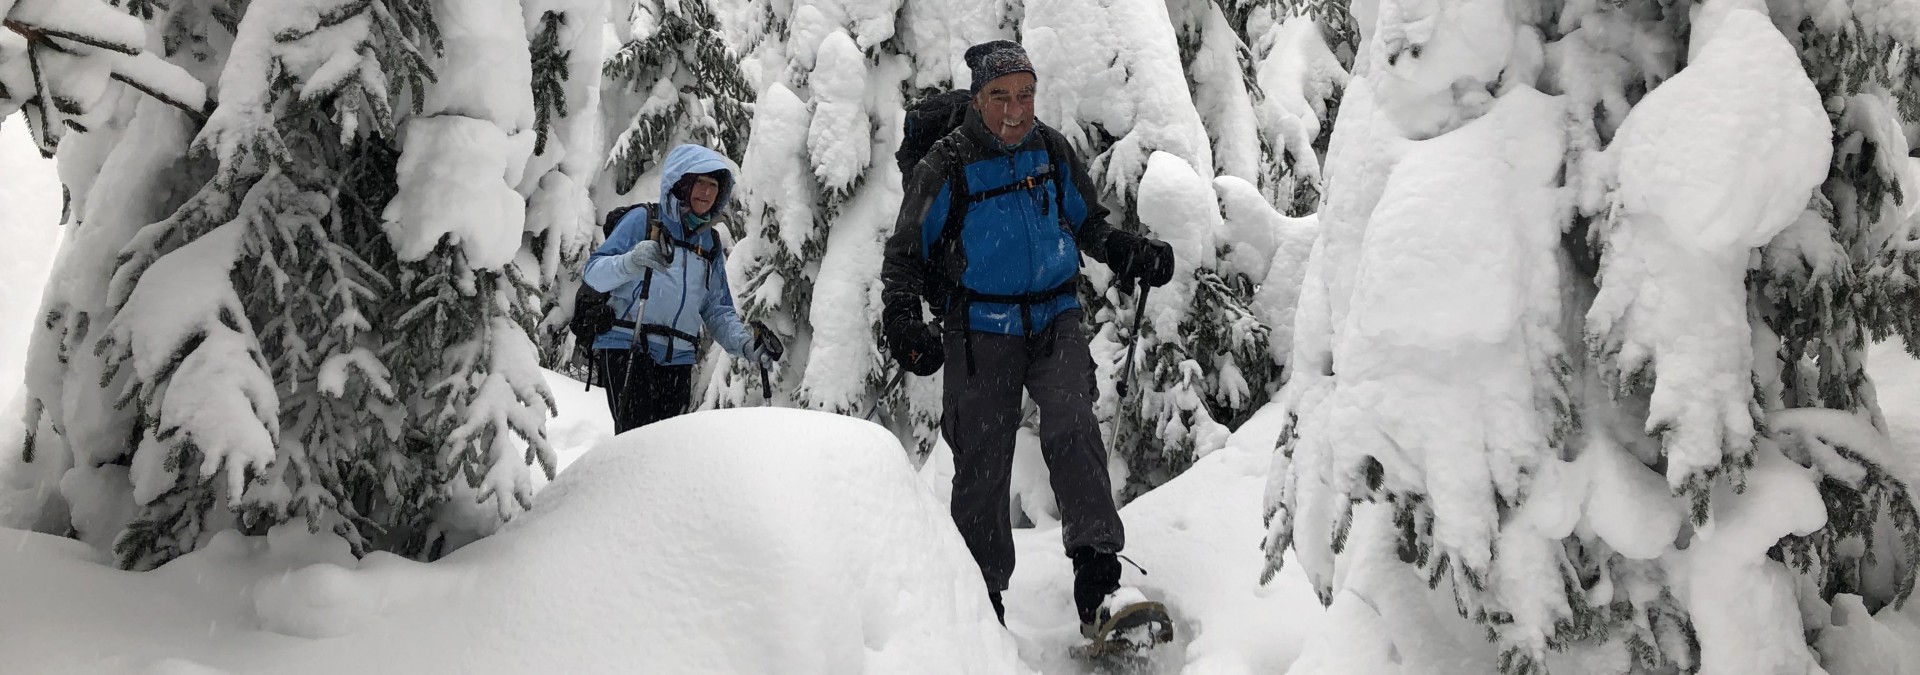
[659,144,737,237]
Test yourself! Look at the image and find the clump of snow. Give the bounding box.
[381,116,536,269]
[1283,504,1502,675]
[736,83,819,269]
[421,0,535,133]
[1189,4,1263,185]
[1326,87,1569,573]
[1136,151,1221,338]
[805,30,871,193]
[380,0,538,270]
[1367,0,1520,137]
[1586,0,1832,490]
[1252,16,1350,191]
[6,0,145,54]
[1216,176,1318,367]
[1023,0,1214,199]
[1579,429,1686,559]
[1821,594,1920,675]
[1686,446,1829,675]
[1,408,1031,674]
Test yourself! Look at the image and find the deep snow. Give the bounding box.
[0,366,1326,674]
[1,407,1031,674]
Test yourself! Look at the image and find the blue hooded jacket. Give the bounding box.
[584,145,752,365]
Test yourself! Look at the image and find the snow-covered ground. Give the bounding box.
[4,252,1920,673]
[1,406,1030,674]
[0,363,1325,674]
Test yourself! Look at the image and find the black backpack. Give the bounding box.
[896,90,974,175]
[895,90,1074,324]
[568,203,654,346]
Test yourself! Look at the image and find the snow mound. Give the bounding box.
[2,407,1027,675]
[472,407,1029,674]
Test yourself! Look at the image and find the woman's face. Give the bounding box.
[687,175,722,216]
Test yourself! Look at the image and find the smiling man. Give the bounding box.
[880,40,1177,646]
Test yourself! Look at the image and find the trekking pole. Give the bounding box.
[620,266,659,429]
[619,295,647,427]
[863,368,906,423]
[1116,284,1150,399]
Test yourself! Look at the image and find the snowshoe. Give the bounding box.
[1069,588,1174,660]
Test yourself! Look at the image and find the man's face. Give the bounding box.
[687,175,722,216]
[975,71,1036,146]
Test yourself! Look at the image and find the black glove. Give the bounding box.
[1108,237,1175,288]
[883,300,945,376]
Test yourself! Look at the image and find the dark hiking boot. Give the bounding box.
[1070,548,1122,626]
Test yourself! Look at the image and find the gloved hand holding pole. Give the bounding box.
[748,321,784,400]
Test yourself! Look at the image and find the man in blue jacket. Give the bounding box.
[586,144,778,433]
[881,41,1176,639]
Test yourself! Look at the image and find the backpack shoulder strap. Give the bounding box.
[1039,128,1074,230]
[931,136,971,266]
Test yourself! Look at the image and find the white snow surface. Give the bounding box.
[1686,445,1829,675]
[0,114,63,407]
[1024,0,1214,198]
[1002,401,1326,674]
[0,358,1334,674]
[1216,176,1317,366]
[1367,0,1520,137]
[1324,87,1569,573]
[381,115,535,269]
[1817,338,1920,675]
[1,407,1033,674]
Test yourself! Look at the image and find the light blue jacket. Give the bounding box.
[585,145,752,365]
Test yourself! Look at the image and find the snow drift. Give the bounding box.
[0,407,1028,674]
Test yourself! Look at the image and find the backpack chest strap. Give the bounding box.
[964,166,1058,205]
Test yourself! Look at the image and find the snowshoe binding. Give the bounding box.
[1070,588,1174,661]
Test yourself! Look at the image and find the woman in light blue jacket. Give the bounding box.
[585,144,779,433]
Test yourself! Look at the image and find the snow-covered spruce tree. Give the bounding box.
[697,0,916,434]
[14,0,561,570]
[0,0,209,156]
[0,1,209,541]
[1770,0,1920,617]
[597,0,751,205]
[1263,0,1920,671]
[526,0,612,366]
[1239,0,1354,216]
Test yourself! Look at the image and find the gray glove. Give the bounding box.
[744,327,785,370]
[619,240,672,275]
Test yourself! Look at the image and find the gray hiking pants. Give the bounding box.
[943,309,1125,593]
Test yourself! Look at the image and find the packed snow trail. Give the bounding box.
[985,403,1324,674]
